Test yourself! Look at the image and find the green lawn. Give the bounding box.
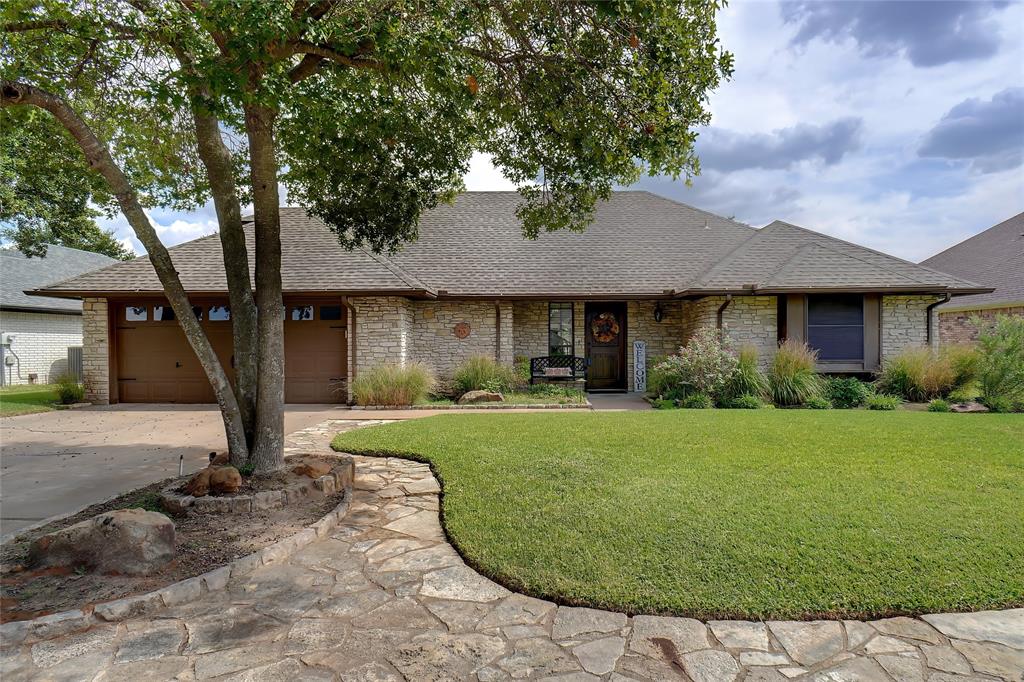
[0,384,59,417]
[333,411,1024,620]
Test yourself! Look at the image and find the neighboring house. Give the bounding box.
[920,212,1024,345]
[0,244,117,386]
[32,192,987,404]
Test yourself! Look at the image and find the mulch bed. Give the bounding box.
[0,455,345,622]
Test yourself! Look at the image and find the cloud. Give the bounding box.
[695,119,863,172]
[781,1,1008,67]
[918,87,1024,173]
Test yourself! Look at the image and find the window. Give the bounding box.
[192,306,204,321]
[209,305,231,321]
[320,305,343,321]
[125,305,147,321]
[153,305,175,321]
[548,303,574,356]
[290,305,314,321]
[807,295,864,361]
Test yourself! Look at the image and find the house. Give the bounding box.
[31,192,987,404]
[1,244,117,386]
[920,212,1024,345]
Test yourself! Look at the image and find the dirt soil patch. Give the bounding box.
[0,455,346,622]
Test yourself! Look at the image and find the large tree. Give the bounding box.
[2,0,732,472]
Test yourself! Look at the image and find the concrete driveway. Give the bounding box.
[0,404,352,537]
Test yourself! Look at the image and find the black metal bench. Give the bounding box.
[529,356,587,384]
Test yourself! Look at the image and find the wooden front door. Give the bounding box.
[585,302,626,391]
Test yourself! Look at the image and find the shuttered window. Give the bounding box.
[807,295,864,361]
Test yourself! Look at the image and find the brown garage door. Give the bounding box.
[115,301,347,404]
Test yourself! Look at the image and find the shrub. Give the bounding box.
[352,363,435,406]
[947,386,977,403]
[651,398,677,410]
[55,373,85,404]
[974,315,1024,409]
[984,396,1024,413]
[453,356,518,395]
[805,396,832,410]
[525,384,586,403]
[866,394,901,411]
[823,376,871,409]
[723,345,768,402]
[651,328,738,403]
[876,346,977,402]
[768,340,823,406]
[680,392,713,409]
[727,393,768,409]
[927,399,951,412]
[513,355,531,386]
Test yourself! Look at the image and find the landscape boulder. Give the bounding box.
[951,401,989,413]
[457,390,504,405]
[292,461,332,479]
[29,509,175,576]
[210,466,242,494]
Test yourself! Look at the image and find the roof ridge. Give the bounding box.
[629,190,758,232]
[680,227,764,291]
[356,246,436,294]
[0,242,117,261]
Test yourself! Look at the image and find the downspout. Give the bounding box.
[494,301,502,363]
[716,294,733,331]
[925,293,950,347]
[341,296,357,401]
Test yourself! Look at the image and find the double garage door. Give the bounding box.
[115,301,347,404]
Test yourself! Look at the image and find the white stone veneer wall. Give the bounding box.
[81,298,109,404]
[0,310,83,385]
[352,297,412,373]
[626,300,686,392]
[681,295,779,368]
[881,295,943,361]
[409,300,513,377]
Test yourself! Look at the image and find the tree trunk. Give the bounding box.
[2,80,250,460]
[243,102,286,473]
[191,101,259,463]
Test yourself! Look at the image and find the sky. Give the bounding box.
[104,0,1024,263]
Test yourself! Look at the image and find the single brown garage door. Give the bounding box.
[115,301,347,404]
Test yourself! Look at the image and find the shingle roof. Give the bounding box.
[920,212,1024,311]
[689,220,981,293]
[35,192,988,300]
[1,244,116,313]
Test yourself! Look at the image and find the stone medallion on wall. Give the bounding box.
[453,322,471,339]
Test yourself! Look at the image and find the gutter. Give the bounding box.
[716,294,733,330]
[926,293,951,347]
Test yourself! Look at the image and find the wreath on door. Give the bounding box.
[591,312,620,343]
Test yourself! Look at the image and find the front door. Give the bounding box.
[585,302,626,391]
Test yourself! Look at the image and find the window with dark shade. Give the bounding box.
[807,295,864,361]
[548,303,574,356]
[192,306,204,321]
[320,305,343,321]
[153,306,175,321]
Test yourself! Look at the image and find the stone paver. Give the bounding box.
[5,418,1022,681]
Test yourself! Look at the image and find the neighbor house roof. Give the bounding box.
[1,244,117,313]
[34,192,988,300]
[920,212,1024,312]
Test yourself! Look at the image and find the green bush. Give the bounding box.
[805,396,832,410]
[513,355,531,386]
[974,315,1024,409]
[525,384,586,402]
[680,392,713,409]
[727,393,768,409]
[651,328,738,404]
[876,346,977,402]
[768,340,823,406]
[866,394,901,411]
[651,398,677,410]
[983,396,1024,413]
[55,373,85,404]
[352,363,435,406]
[453,356,519,395]
[927,399,951,412]
[947,386,977,403]
[723,345,768,403]
[823,376,871,408]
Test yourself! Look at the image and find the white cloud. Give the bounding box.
[463,152,519,191]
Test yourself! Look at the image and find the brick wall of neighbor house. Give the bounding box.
[81,298,109,404]
[0,310,83,385]
[938,306,1024,345]
[881,295,942,359]
[409,300,513,376]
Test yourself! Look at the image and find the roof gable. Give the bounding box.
[0,244,117,313]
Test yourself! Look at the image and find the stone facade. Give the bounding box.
[680,296,779,368]
[938,306,1024,345]
[409,300,513,376]
[0,310,83,385]
[352,297,413,373]
[81,298,109,404]
[626,300,686,391]
[881,295,942,359]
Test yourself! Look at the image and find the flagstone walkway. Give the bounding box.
[2,419,1022,681]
